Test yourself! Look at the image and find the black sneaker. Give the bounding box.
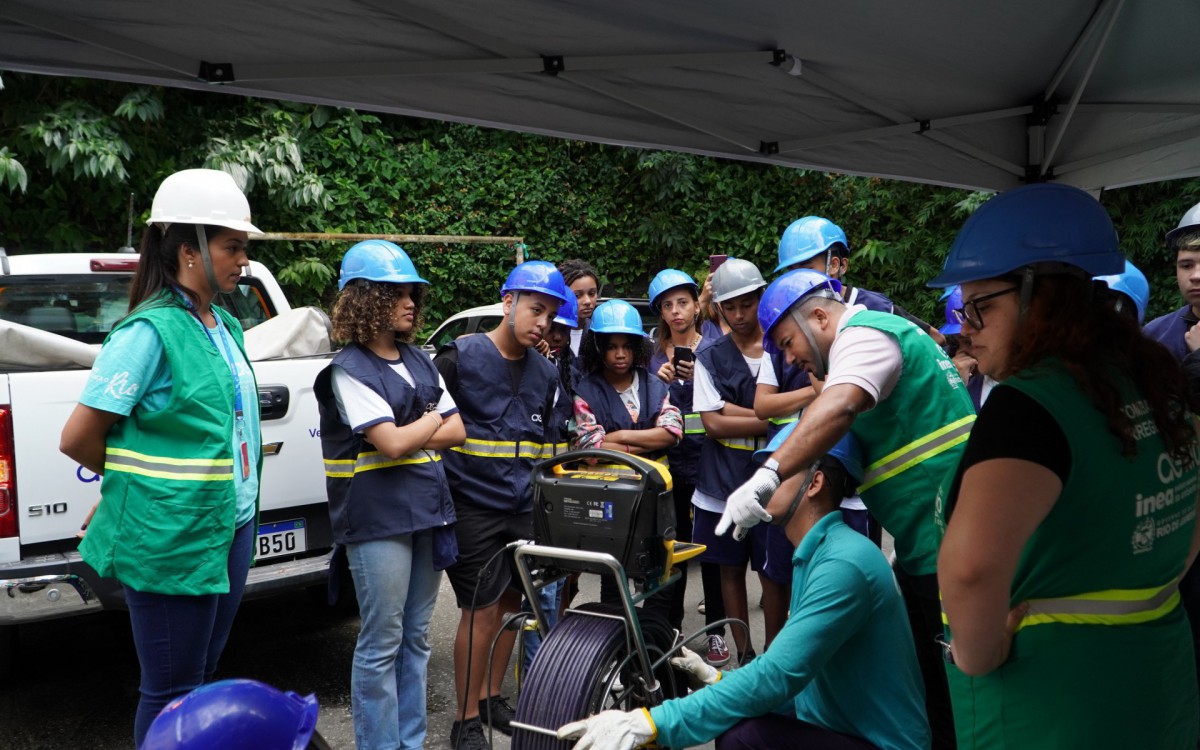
[479,694,516,736]
[450,717,489,750]
[739,649,757,667]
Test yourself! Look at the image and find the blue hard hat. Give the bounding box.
[939,286,963,335]
[590,299,644,336]
[753,423,863,487]
[1096,260,1150,324]
[500,260,571,305]
[758,269,843,355]
[775,216,849,274]
[928,184,1123,288]
[826,433,864,487]
[338,239,428,290]
[648,269,700,312]
[554,290,579,328]
[141,679,319,750]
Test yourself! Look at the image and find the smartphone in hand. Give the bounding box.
[709,254,729,274]
[672,345,694,369]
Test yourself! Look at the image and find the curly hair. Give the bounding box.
[558,258,599,288]
[330,280,426,346]
[579,330,652,375]
[1004,273,1195,461]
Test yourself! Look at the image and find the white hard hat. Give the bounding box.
[149,168,262,235]
[711,258,767,303]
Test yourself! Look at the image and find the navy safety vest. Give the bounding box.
[845,286,895,314]
[441,334,560,513]
[766,351,811,442]
[314,343,456,546]
[649,348,704,482]
[573,367,671,462]
[695,334,767,500]
[547,349,579,454]
[1143,305,1193,362]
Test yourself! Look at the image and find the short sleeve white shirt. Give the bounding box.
[332,359,457,434]
[824,306,903,408]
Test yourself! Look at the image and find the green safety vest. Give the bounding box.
[79,293,260,596]
[941,362,1199,749]
[843,310,975,576]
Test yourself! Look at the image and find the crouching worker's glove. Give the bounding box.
[715,464,781,540]
[669,646,722,690]
[557,708,656,750]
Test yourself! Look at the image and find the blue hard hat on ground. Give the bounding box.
[939,286,963,335]
[500,260,571,305]
[649,269,700,312]
[758,269,843,354]
[590,299,644,336]
[554,290,579,328]
[141,679,319,750]
[338,239,428,290]
[775,216,849,273]
[928,184,1123,288]
[1096,260,1150,324]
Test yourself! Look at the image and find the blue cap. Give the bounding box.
[1096,260,1150,324]
[554,290,579,328]
[649,269,699,312]
[753,426,863,488]
[142,679,319,750]
[939,286,963,335]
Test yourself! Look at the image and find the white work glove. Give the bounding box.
[557,708,656,750]
[715,466,781,540]
[669,646,722,688]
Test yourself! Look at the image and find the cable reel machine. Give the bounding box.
[510,449,706,749]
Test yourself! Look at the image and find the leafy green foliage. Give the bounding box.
[2,70,1198,331]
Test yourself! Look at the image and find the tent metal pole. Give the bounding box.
[0,3,195,77]
[777,106,1032,154]
[795,66,1025,177]
[1055,124,1200,177]
[1041,0,1126,176]
[563,73,762,153]
[1044,0,1121,102]
[235,51,778,83]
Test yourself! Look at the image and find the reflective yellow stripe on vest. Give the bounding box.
[104,447,233,481]
[716,436,768,451]
[323,450,440,478]
[539,442,570,459]
[941,578,1181,630]
[450,438,551,460]
[858,415,975,493]
[768,415,798,427]
[683,413,705,435]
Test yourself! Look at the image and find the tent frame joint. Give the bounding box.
[542,55,564,75]
[760,141,780,155]
[197,60,235,83]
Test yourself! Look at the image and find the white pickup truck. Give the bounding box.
[0,251,337,672]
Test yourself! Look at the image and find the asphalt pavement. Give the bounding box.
[1,564,749,750]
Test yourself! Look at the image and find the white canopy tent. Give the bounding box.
[2,0,1199,192]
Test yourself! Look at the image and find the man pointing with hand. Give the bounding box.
[715,269,974,750]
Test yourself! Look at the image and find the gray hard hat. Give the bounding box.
[711,258,767,303]
[1166,201,1200,248]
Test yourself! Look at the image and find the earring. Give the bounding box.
[187,259,195,268]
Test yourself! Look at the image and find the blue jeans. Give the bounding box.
[346,530,442,750]
[125,519,255,748]
[521,578,562,673]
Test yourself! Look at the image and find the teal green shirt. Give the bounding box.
[650,513,930,750]
[82,316,261,527]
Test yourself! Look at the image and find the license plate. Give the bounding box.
[256,519,307,560]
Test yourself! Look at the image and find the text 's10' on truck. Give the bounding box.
[0,250,339,675]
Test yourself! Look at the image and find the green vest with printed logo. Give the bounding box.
[940,362,1198,749]
[79,292,259,596]
[842,309,975,576]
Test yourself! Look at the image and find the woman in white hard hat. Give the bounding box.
[60,168,265,747]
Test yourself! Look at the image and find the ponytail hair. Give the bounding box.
[128,223,219,311]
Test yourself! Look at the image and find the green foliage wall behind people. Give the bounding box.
[3,71,1198,329]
